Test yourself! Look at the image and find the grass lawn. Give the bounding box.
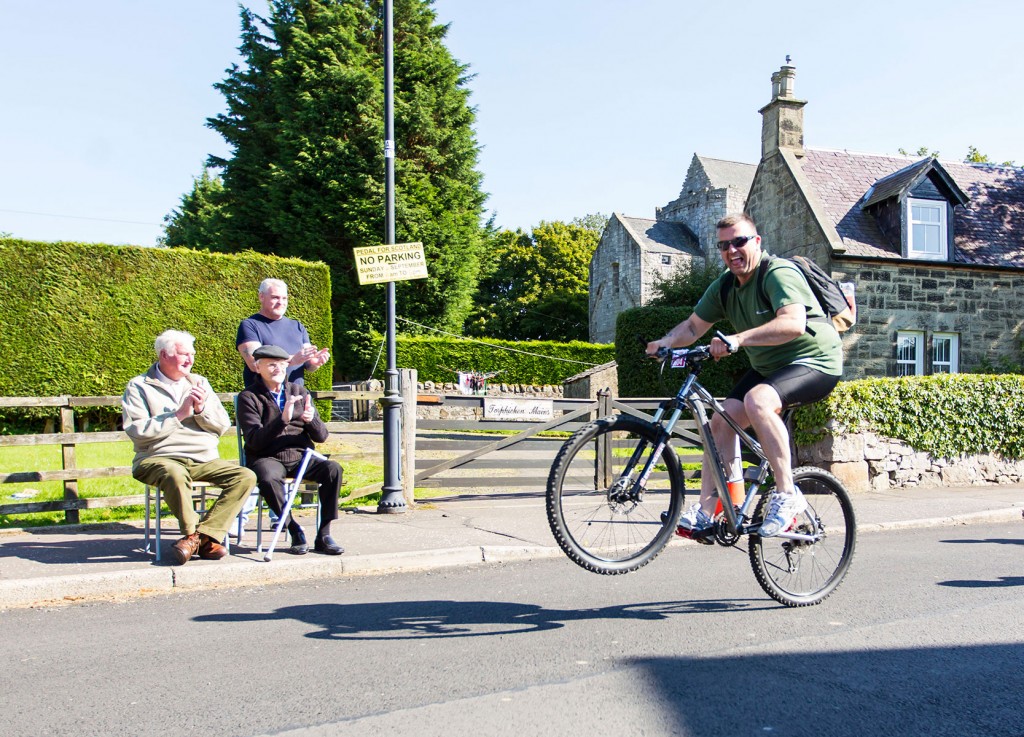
[0,437,384,528]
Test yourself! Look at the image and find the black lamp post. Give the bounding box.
[377,0,406,514]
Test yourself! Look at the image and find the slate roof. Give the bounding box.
[798,148,1024,267]
[616,214,702,257]
[697,156,757,194]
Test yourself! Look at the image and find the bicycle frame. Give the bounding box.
[638,348,817,543]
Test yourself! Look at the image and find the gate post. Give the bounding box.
[596,388,612,489]
[400,368,417,507]
[60,399,80,524]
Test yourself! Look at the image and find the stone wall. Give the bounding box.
[590,218,644,344]
[659,158,743,264]
[745,152,831,265]
[834,260,1024,380]
[799,429,1024,492]
[415,382,564,422]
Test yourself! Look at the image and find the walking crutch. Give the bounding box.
[264,446,328,562]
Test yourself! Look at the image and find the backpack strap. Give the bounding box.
[748,255,828,337]
[719,255,774,311]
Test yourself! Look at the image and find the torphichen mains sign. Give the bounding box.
[483,397,554,422]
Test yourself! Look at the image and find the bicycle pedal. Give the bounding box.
[675,526,715,545]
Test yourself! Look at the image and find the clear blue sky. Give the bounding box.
[2,0,1022,247]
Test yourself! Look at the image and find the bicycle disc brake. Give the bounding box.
[606,477,641,514]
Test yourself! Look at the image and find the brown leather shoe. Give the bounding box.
[197,533,228,560]
[169,533,201,565]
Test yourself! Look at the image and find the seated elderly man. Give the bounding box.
[237,344,344,555]
[122,330,256,564]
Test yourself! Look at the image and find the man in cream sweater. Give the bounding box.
[122,330,256,564]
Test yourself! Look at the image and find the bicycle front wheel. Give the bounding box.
[546,414,685,574]
[748,467,856,607]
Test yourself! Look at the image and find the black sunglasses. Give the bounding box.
[717,235,757,250]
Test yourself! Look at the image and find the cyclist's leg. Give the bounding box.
[693,370,762,514]
[699,401,745,513]
[745,365,840,493]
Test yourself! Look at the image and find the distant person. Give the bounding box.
[237,344,344,556]
[236,278,330,388]
[122,330,256,564]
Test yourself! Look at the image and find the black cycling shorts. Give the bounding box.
[727,364,840,410]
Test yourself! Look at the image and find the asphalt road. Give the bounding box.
[4,524,1023,737]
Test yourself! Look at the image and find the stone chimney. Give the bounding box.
[759,63,806,158]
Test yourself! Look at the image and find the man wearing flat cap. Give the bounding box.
[236,344,344,555]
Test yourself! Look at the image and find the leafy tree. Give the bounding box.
[164,0,487,378]
[898,145,1015,167]
[466,219,600,341]
[963,145,1015,166]
[898,146,939,158]
[964,145,990,164]
[648,259,722,308]
[571,212,609,237]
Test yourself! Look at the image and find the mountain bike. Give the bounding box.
[545,337,855,607]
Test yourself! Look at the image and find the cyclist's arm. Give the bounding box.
[646,314,713,356]
[727,304,806,349]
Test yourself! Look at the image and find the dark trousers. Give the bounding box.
[250,456,342,528]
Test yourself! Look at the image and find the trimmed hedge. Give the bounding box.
[795,373,1024,459]
[0,238,332,427]
[614,305,750,398]
[363,333,615,385]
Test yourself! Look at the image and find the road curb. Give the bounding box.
[0,567,173,608]
[2,507,1021,610]
[856,507,1023,533]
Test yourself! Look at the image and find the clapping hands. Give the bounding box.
[283,394,316,424]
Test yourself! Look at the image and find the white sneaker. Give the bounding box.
[678,502,713,532]
[758,489,808,537]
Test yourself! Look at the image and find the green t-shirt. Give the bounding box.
[694,254,843,377]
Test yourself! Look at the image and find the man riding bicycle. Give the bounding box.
[646,213,842,538]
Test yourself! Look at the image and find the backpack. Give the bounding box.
[719,255,856,335]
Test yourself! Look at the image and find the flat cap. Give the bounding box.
[252,344,290,360]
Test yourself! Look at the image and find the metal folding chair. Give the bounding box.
[144,481,231,562]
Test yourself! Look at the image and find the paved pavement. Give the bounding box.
[1,485,1022,609]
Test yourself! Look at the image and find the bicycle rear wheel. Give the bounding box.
[546,414,685,574]
[748,467,855,607]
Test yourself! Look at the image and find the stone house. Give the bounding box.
[588,156,755,343]
[589,63,1024,377]
[747,64,1024,379]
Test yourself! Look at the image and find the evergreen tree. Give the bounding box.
[165,0,487,377]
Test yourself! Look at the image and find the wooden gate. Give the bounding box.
[411,392,707,497]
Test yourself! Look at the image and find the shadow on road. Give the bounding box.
[193,597,778,639]
[632,644,1024,736]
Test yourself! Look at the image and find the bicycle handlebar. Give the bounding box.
[647,329,736,366]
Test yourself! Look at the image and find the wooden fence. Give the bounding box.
[2,380,725,525]
[0,390,385,523]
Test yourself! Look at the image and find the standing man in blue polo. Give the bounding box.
[237,278,330,388]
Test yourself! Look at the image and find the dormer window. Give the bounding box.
[908,198,947,260]
[860,157,968,263]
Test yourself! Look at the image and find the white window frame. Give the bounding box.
[931,332,960,374]
[907,197,947,261]
[660,254,672,266]
[896,331,925,376]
